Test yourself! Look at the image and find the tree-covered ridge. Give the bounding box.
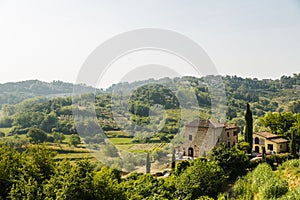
[0,80,97,107]
[108,73,300,116]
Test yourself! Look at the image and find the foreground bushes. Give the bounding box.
[5,143,299,200]
[233,163,288,199]
[174,159,227,199]
[0,144,229,200]
[0,145,124,200]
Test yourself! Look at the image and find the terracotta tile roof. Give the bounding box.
[255,132,289,144]
[225,123,238,129]
[255,132,278,139]
[270,138,289,144]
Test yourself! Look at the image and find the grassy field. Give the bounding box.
[0,127,12,135]
[107,133,168,153]
[109,137,133,145]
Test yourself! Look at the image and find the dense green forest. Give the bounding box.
[0,73,299,199]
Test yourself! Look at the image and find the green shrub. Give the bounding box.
[175,159,226,199]
[266,153,295,168]
[278,159,300,170]
[232,173,254,200]
[260,177,288,199]
[233,163,288,199]
[277,186,300,200]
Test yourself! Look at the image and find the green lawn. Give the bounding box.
[109,137,133,145]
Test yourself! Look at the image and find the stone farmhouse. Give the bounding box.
[253,132,289,153]
[179,119,238,158]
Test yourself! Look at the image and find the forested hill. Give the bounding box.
[107,74,300,92]
[0,73,299,114]
[107,73,300,115]
[0,73,299,139]
[0,80,97,107]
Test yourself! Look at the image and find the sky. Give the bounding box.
[0,0,300,88]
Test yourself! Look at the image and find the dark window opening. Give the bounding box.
[267,144,273,151]
[233,131,238,136]
[255,137,259,144]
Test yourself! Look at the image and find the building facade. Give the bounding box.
[253,132,289,153]
[180,119,238,158]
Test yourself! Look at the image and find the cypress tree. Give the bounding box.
[245,103,253,153]
[289,131,297,157]
[171,148,176,170]
[262,146,266,161]
[146,152,151,173]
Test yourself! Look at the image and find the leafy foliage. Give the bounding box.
[208,145,250,179]
[68,134,81,147]
[174,159,227,199]
[232,163,289,199]
[27,128,48,144]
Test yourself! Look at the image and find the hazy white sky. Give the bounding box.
[0,0,300,86]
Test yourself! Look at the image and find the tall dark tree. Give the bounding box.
[171,148,176,170]
[146,152,151,173]
[262,146,266,161]
[245,103,253,153]
[289,130,297,157]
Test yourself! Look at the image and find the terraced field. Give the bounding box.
[128,143,167,151]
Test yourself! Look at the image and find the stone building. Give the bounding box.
[180,119,238,158]
[253,132,289,153]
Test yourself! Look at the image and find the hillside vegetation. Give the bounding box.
[0,74,299,137]
[0,73,299,199]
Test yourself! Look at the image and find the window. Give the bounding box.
[254,137,259,144]
[227,132,230,137]
[227,141,231,147]
[233,142,235,146]
[233,131,238,136]
[267,144,273,151]
[189,135,193,141]
[280,145,282,149]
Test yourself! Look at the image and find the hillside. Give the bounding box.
[0,74,299,200]
[0,80,98,107]
[0,73,299,139]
